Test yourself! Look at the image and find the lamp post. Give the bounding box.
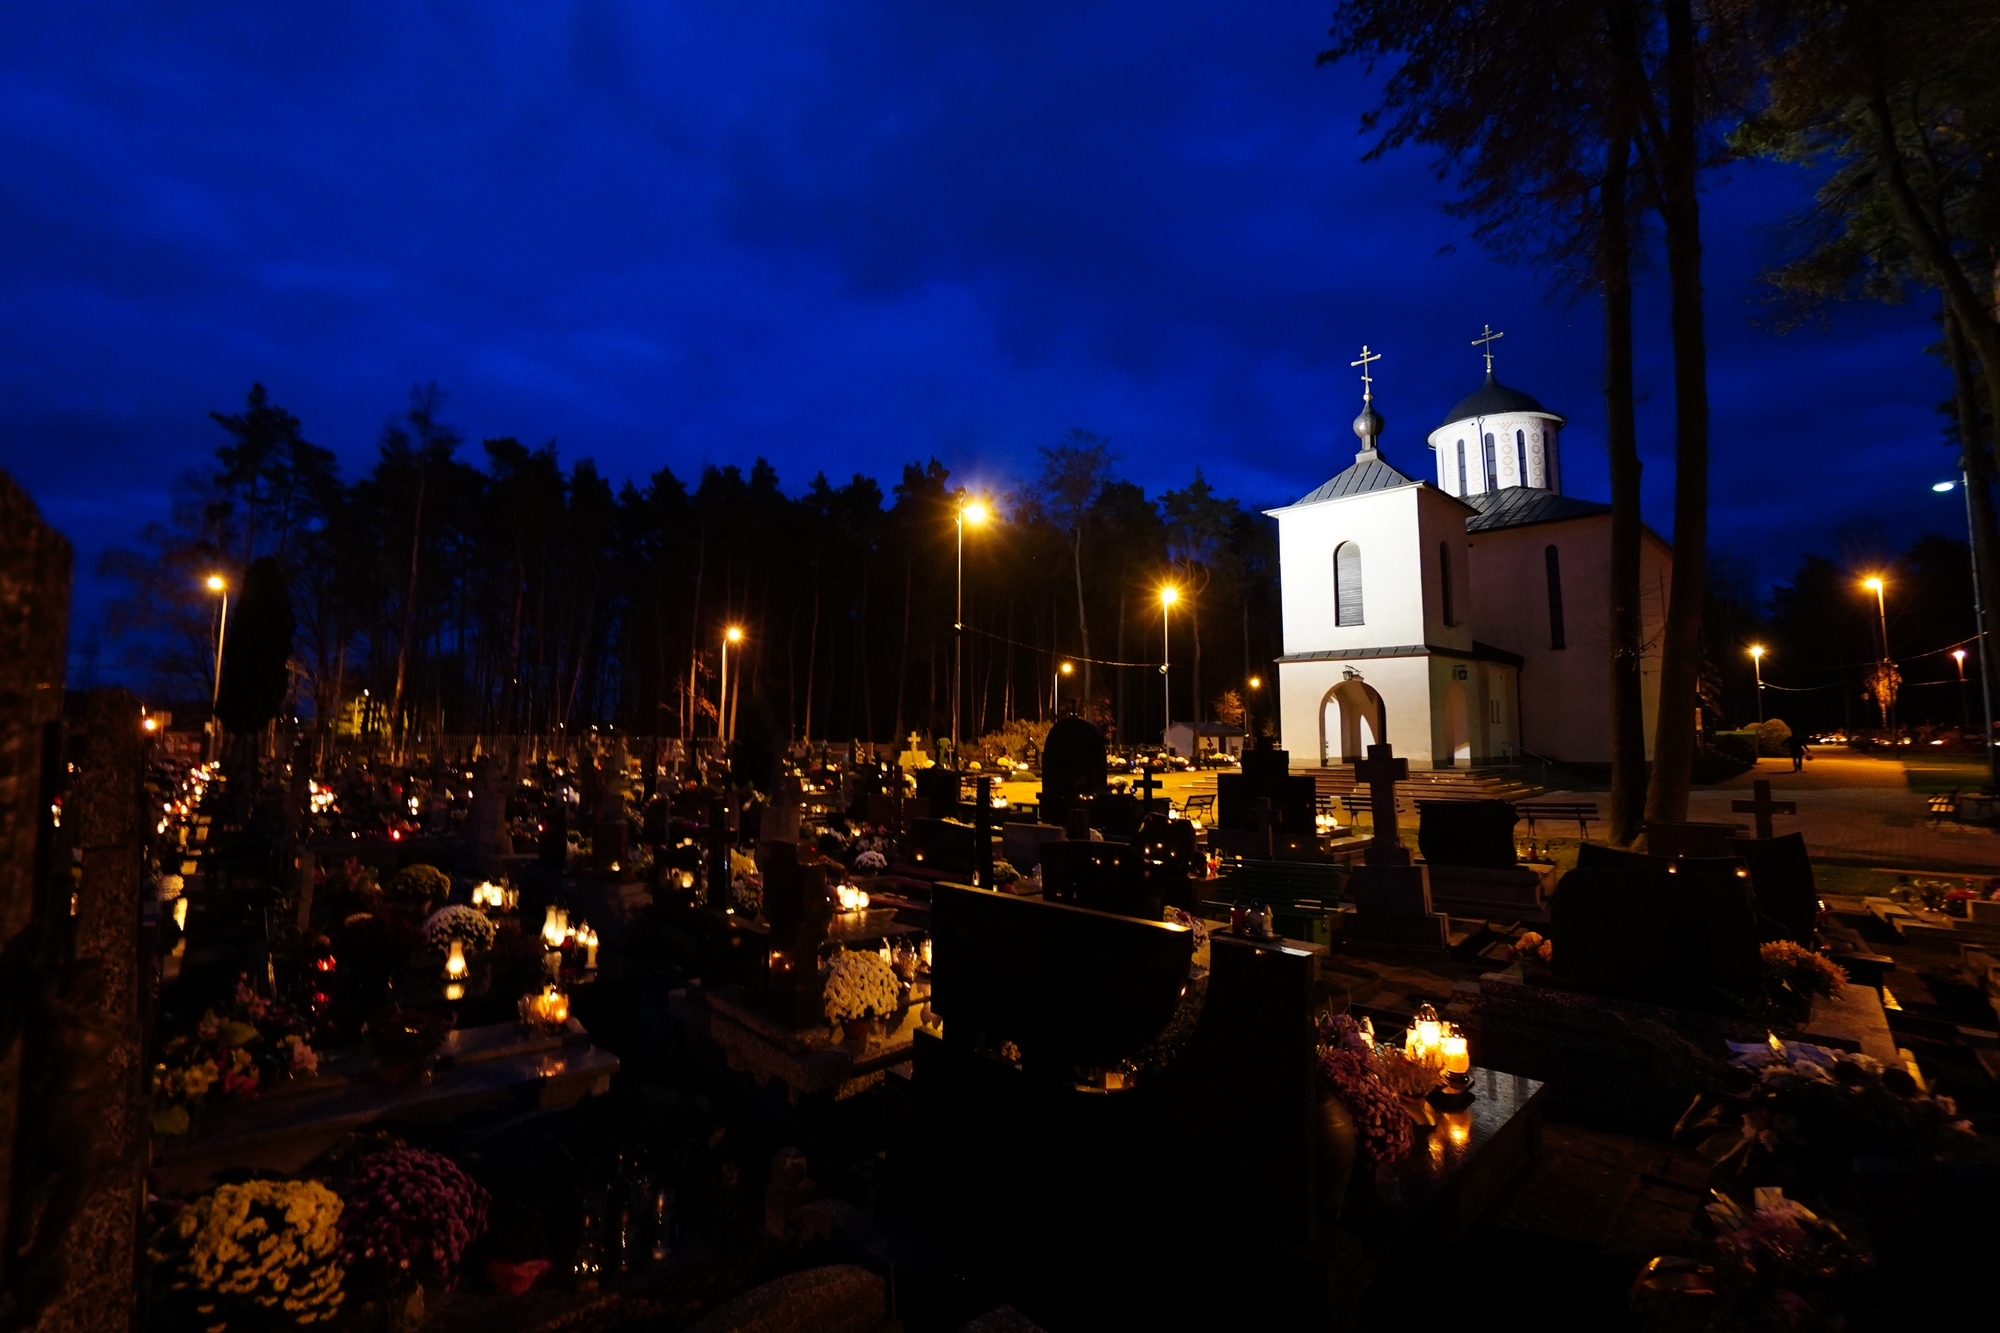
[206,575,229,707]
[1160,586,1178,747]
[1247,674,1261,740]
[1054,660,1073,717]
[1749,646,1765,726]
[1954,648,1971,733]
[954,500,989,762]
[1863,575,1893,734]
[720,625,743,749]
[1932,477,1997,785]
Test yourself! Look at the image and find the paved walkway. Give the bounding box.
[1543,754,2000,871]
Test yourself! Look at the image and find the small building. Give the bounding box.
[1165,720,1248,760]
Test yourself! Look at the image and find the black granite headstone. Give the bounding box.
[1725,831,1819,946]
[1416,800,1518,868]
[1549,863,1762,1008]
[1039,716,1108,827]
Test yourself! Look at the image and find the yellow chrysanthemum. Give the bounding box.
[150,1181,346,1330]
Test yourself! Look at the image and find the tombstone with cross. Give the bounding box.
[1730,779,1797,841]
[1342,743,1449,950]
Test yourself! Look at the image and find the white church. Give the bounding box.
[1273,344,1671,772]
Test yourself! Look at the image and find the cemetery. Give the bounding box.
[6,451,2000,1332]
[12,5,2000,1329]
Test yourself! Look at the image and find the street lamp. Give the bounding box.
[1749,646,1765,726]
[1862,575,1893,733]
[1954,648,1971,732]
[1932,477,1996,784]
[1160,586,1179,745]
[954,499,990,762]
[1247,675,1261,737]
[721,625,743,747]
[1054,661,1073,716]
[205,575,229,707]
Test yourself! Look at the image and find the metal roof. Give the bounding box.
[1463,487,1611,532]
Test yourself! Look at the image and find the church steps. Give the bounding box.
[1303,765,1543,803]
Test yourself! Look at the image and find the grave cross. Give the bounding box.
[1137,765,1157,808]
[1730,778,1797,840]
[1353,742,1410,865]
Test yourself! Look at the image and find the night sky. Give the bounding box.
[0,2,1964,654]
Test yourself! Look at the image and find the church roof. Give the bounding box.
[1291,452,1418,505]
[1463,487,1611,532]
[1439,374,1561,428]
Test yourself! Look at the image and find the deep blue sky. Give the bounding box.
[0,2,1963,654]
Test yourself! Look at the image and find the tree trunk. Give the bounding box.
[1603,5,1648,844]
[1643,0,1710,826]
[1946,304,2000,787]
[390,466,426,757]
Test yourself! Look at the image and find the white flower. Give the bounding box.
[422,904,497,953]
[821,948,901,1021]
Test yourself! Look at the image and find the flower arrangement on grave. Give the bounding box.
[422,904,497,956]
[148,1179,347,1329]
[1164,907,1211,979]
[386,863,450,905]
[1759,941,1846,1009]
[730,873,764,919]
[1512,930,1552,966]
[337,1149,490,1294]
[990,858,1022,890]
[322,857,382,912]
[852,848,888,873]
[1314,1014,1414,1165]
[1668,1033,1996,1185]
[336,911,424,979]
[1634,1187,1872,1331]
[821,948,901,1023]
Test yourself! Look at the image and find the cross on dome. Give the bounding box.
[1472,324,1505,375]
[1350,344,1382,403]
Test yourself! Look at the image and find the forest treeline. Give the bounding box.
[100,385,1281,754]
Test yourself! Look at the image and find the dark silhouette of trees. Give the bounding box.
[102,384,1282,762]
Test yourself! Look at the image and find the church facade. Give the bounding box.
[1271,367,1671,771]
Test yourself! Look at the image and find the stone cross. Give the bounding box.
[1354,742,1409,866]
[1730,778,1797,840]
[1137,765,1157,808]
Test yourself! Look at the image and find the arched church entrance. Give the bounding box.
[1319,677,1387,765]
[1443,681,1472,766]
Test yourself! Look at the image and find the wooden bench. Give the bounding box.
[1180,792,1216,824]
[1929,791,1960,827]
[1514,800,1599,851]
[1340,793,1403,831]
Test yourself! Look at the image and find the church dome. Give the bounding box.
[1438,374,1558,428]
[1352,403,1384,445]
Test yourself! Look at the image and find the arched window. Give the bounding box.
[1515,429,1527,485]
[1455,440,1467,495]
[1482,433,1497,491]
[1334,542,1364,626]
[1438,541,1454,626]
[1545,545,1566,650]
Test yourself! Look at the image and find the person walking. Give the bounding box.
[1787,733,1811,773]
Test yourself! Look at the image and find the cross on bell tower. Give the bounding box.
[1349,345,1386,460]
[1472,324,1505,376]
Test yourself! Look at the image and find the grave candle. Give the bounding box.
[579,924,599,970]
[445,939,467,980]
[1442,1031,1470,1075]
[542,905,564,947]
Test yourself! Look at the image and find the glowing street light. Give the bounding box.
[1160,586,1179,743]
[720,625,744,747]
[1952,644,1968,728]
[1932,471,1997,782]
[204,575,230,710]
[1054,660,1074,715]
[1861,575,1894,733]
[1749,645,1765,725]
[955,498,992,760]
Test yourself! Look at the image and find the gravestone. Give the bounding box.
[1000,821,1066,873]
[0,471,72,1321]
[1417,801,1517,867]
[1038,716,1107,829]
[1418,799,1548,916]
[1548,862,1762,1008]
[1040,840,1153,919]
[1644,820,1747,859]
[1730,779,1797,841]
[464,752,514,880]
[1342,744,1447,949]
[759,840,832,1028]
[1215,740,1315,840]
[766,772,804,845]
[1725,831,1819,946]
[43,690,151,1333]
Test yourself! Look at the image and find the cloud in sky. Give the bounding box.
[0,0,1961,643]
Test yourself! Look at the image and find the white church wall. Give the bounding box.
[1275,487,1432,655]
[1278,655,1438,769]
[1415,490,1476,654]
